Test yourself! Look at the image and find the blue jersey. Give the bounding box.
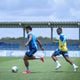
[27,32,38,50]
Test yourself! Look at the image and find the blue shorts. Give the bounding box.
[25,48,37,57]
[52,49,69,57]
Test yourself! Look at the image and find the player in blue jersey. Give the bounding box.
[51,27,78,71]
[23,25,44,74]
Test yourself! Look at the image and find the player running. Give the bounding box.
[23,25,44,74]
[51,27,78,71]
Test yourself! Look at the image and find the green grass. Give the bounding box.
[0,57,80,80]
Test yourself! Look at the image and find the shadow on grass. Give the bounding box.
[30,70,80,74]
[51,70,80,73]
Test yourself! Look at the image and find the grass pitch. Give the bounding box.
[0,57,80,80]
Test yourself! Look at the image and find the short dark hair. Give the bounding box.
[57,27,62,34]
[25,25,32,31]
[57,27,62,32]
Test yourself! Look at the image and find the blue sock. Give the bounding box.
[26,66,29,70]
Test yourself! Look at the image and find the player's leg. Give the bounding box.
[23,49,44,74]
[23,54,36,69]
[51,49,61,69]
[62,53,73,65]
[62,52,78,71]
[23,49,37,73]
[36,51,44,62]
[23,55,37,74]
[23,55,30,71]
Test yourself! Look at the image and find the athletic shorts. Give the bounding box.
[52,49,69,57]
[25,48,37,57]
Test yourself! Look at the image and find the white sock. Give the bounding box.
[72,63,77,68]
[56,61,60,65]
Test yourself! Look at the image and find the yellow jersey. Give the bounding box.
[59,34,68,52]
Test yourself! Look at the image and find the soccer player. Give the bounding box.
[23,25,44,74]
[51,27,78,71]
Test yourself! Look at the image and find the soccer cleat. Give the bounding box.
[23,70,31,74]
[56,64,61,70]
[73,66,78,72]
[40,57,44,62]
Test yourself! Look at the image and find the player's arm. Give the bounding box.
[37,39,44,51]
[25,34,32,47]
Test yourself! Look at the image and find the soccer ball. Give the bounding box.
[11,66,18,73]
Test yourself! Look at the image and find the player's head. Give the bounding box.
[25,25,32,33]
[57,27,62,35]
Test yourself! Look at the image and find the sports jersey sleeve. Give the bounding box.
[60,34,66,44]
